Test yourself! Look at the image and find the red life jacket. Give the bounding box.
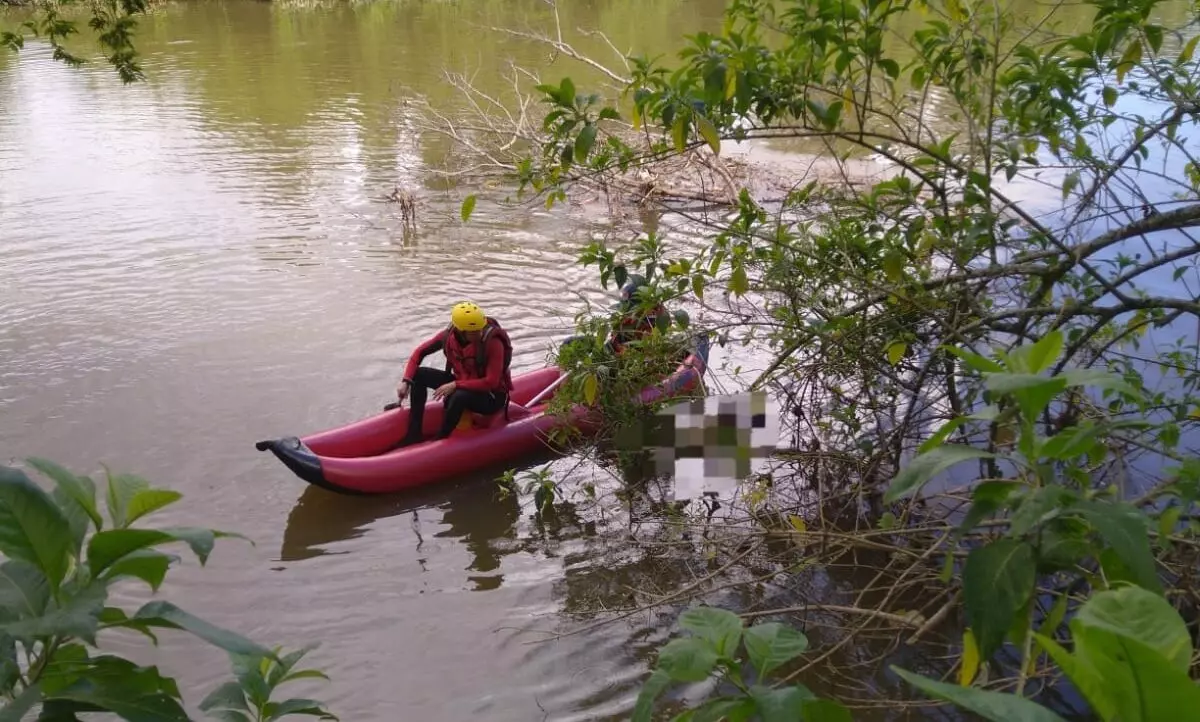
[442,317,514,393]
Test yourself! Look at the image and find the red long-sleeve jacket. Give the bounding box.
[403,324,514,394]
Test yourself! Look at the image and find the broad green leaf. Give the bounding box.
[884,445,995,503]
[45,682,188,722]
[631,669,671,722]
[983,373,1066,422]
[1075,586,1191,671]
[0,560,50,620]
[460,194,476,223]
[962,538,1035,660]
[133,601,274,659]
[891,666,1068,722]
[0,466,72,592]
[0,681,42,722]
[1009,486,1075,536]
[98,606,160,644]
[105,471,149,529]
[679,606,743,656]
[800,699,853,722]
[671,112,688,152]
[200,682,249,713]
[747,684,813,722]
[124,489,182,526]
[729,264,749,296]
[574,123,597,163]
[886,341,906,366]
[1040,422,1103,461]
[918,416,965,454]
[1159,505,1182,541]
[583,374,598,405]
[88,529,177,574]
[1059,369,1144,399]
[1026,331,1063,373]
[207,712,253,722]
[696,114,721,155]
[26,458,102,531]
[0,580,107,644]
[1072,624,1200,721]
[1061,171,1080,200]
[102,550,174,592]
[743,622,808,678]
[943,345,1003,373]
[882,249,905,282]
[280,669,331,685]
[957,481,1021,533]
[657,637,719,682]
[264,698,337,720]
[54,482,92,557]
[1180,33,1200,65]
[959,628,980,686]
[1102,86,1118,107]
[1076,500,1162,594]
[688,698,757,722]
[1115,38,1142,84]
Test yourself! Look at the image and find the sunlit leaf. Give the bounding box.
[1075,586,1191,671]
[460,194,476,223]
[886,341,907,366]
[696,115,721,155]
[959,628,980,686]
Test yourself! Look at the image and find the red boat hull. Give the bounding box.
[256,334,712,495]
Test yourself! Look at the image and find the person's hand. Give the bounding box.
[433,381,456,400]
[396,379,410,401]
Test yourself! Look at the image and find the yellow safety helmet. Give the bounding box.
[450,301,487,332]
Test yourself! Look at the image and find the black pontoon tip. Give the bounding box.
[255,436,340,493]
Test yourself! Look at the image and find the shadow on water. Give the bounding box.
[279,447,562,566]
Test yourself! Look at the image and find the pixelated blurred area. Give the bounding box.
[613,391,781,499]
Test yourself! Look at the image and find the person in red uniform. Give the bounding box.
[395,301,514,446]
[608,274,668,355]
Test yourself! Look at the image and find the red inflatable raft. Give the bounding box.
[255,334,711,495]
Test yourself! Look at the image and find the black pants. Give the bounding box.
[403,367,506,443]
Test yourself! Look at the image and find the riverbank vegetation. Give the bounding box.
[440,0,1200,717]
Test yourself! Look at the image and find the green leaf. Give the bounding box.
[0,682,42,722]
[631,669,671,722]
[1061,170,1080,199]
[1026,330,1063,374]
[1075,586,1191,671]
[0,466,73,592]
[0,580,107,644]
[1068,623,1200,721]
[26,458,102,532]
[264,698,337,720]
[696,114,721,155]
[460,195,476,223]
[1059,368,1144,399]
[882,249,905,282]
[206,712,253,722]
[962,539,1036,661]
[583,374,598,405]
[1076,500,1162,594]
[124,489,180,527]
[1102,86,1118,107]
[688,698,757,722]
[729,264,749,296]
[102,550,174,591]
[878,58,900,79]
[598,107,620,121]
[800,699,853,722]
[574,123,597,163]
[743,622,809,678]
[891,667,1068,722]
[943,345,1003,373]
[1009,486,1075,536]
[748,685,813,722]
[1040,422,1103,461]
[678,606,743,656]
[1116,38,1142,84]
[1179,33,1200,65]
[886,341,907,366]
[884,445,995,503]
[132,601,275,659]
[657,637,719,682]
[200,682,249,713]
[105,471,149,529]
[0,634,17,695]
[44,679,188,722]
[983,373,1066,422]
[671,112,688,152]
[0,560,50,620]
[88,529,175,575]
